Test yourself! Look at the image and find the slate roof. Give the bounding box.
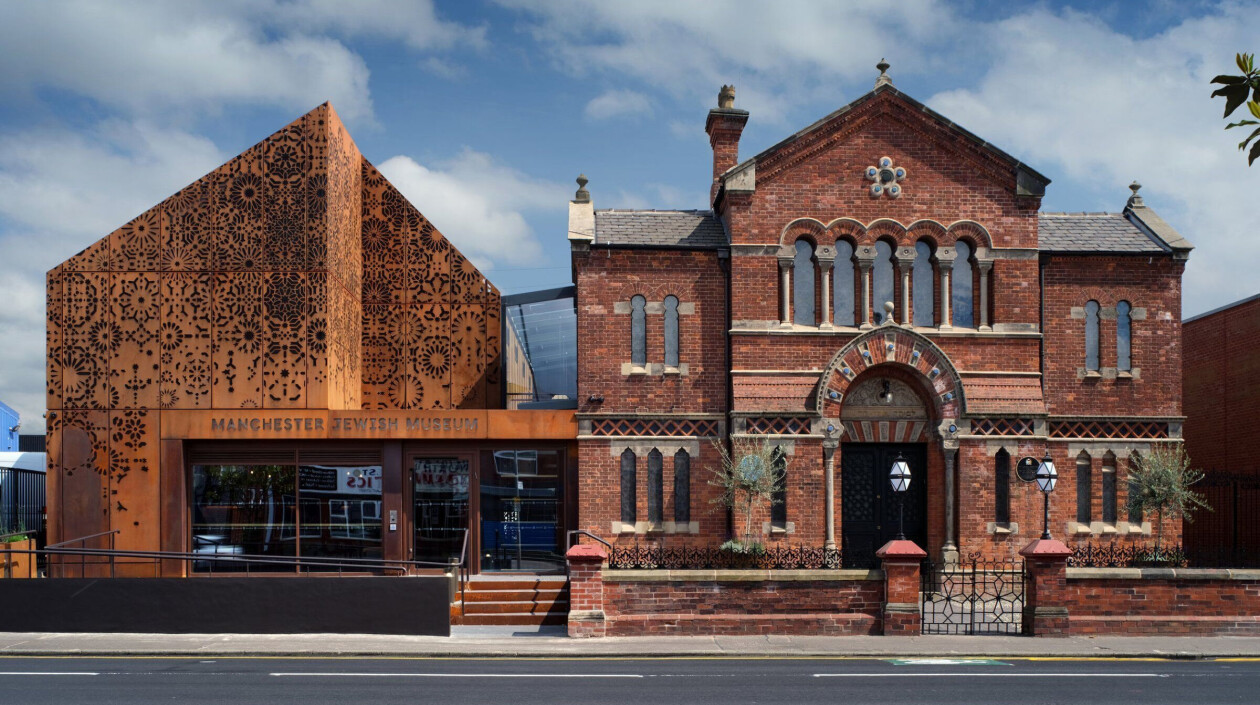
[593,210,727,248]
[1037,212,1169,254]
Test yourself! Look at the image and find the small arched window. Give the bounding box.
[872,241,894,324]
[620,448,637,524]
[1085,300,1100,372]
[630,295,646,368]
[913,240,935,327]
[771,448,788,526]
[1076,451,1092,525]
[647,449,664,524]
[1117,300,1132,372]
[673,449,690,523]
[792,240,816,326]
[664,295,679,369]
[952,241,974,328]
[995,448,1011,524]
[833,240,856,326]
[1102,451,1118,524]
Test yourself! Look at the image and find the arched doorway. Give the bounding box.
[839,375,931,568]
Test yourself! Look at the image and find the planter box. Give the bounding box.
[2,539,35,579]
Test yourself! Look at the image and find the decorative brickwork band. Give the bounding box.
[744,416,812,435]
[970,418,1036,436]
[589,418,720,438]
[1049,419,1169,439]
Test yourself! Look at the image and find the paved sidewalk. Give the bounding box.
[2,631,1259,658]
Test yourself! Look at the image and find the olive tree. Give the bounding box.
[1126,443,1210,555]
[708,437,784,553]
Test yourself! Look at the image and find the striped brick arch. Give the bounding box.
[815,326,965,425]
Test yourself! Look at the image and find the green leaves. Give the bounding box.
[1212,53,1260,165]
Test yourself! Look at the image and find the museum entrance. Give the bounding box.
[840,443,928,568]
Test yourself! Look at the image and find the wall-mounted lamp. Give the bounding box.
[587,394,604,404]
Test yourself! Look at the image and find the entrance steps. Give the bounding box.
[452,575,569,626]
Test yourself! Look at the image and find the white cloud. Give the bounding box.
[584,89,653,120]
[0,121,227,432]
[0,0,484,125]
[925,4,1260,316]
[377,149,567,271]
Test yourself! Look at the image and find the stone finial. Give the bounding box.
[718,84,736,109]
[574,173,590,203]
[875,58,893,88]
[882,301,895,324]
[1126,180,1144,208]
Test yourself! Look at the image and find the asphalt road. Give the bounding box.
[0,656,1257,704]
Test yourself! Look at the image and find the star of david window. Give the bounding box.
[865,156,906,198]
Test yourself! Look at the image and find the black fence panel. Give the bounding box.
[0,467,45,546]
[1183,471,1260,568]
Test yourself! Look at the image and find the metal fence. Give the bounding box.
[0,467,44,547]
[1183,471,1260,568]
[921,557,1025,635]
[607,542,842,570]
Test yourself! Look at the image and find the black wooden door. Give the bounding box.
[841,444,927,568]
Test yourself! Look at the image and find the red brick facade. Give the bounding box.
[571,78,1192,569]
[1183,294,1260,474]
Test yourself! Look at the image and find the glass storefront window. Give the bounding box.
[190,463,383,572]
[481,449,563,572]
[412,458,470,567]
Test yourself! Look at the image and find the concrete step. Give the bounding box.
[462,588,568,603]
[465,579,568,592]
[457,611,568,626]
[463,600,569,616]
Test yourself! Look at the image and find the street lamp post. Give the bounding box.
[1035,450,1058,540]
[889,453,911,541]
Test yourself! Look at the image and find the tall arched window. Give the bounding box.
[833,240,856,326]
[1084,300,1100,372]
[620,448,637,524]
[913,240,935,327]
[630,295,646,368]
[1076,451,1092,525]
[771,448,788,526]
[792,240,816,326]
[663,295,679,369]
[872,241,894,324]
[647,449,663,524]
[1102,451,1118,524]
[1117,300,1132,372]
[952,241,974,328]
[995,448,1011,524]
[673,449,690,523]
[1127,452,1143,524]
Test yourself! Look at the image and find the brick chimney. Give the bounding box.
[705,85,749,205]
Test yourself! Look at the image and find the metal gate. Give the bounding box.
[921,557,1025,635]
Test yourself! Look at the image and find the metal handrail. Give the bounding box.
[566,529,612,552]
[46,529,119,549]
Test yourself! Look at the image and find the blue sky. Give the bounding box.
[0,0,1256,430]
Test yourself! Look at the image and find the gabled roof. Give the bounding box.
[593,209,727,249]
[1038,204,1194,256]
[724,84,1051,197]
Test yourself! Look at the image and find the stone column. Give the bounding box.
[857,259,874,329]
[1019,538,1073,637]
[823,439,838,550]
[566,544,608,638]
[778,258,792,328]
[877,539,928,635]
[978,260,993,331]
[895,246,914,327]
[818,253,834,329]
[942,441,959,565]
[937,248,955,330]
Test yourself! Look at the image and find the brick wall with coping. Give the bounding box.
[1063,568,1260,635]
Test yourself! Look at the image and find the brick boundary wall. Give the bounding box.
[600,570,884,636]
[1063,568,1260,636]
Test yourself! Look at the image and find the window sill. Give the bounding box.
[986,521,1019,535]
[761,521,795,535]
[610,520,700,535]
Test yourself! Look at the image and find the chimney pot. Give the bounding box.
[718,85,736,109]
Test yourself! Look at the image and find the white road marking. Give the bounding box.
[814,673,1162,678]
[270,673,644,678]
[0,672,99,676]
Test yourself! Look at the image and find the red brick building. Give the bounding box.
[570,70,1194,567]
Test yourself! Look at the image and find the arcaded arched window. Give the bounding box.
[620,448,637,524]
[952,240,974,328]
[833,240,856,326]
[872,240,894,324]
[664,295,679,369]
[647,449,664,524]
[673,449,690,523]
[792,240,816,326]
[630,295,646,368]
[1076,451,1092,525]
[995,448,1011,524]
[1102,451,1118,524]
[1117,300,1132,372]
[1127,452,1143,524]
[913,240,935,327]
[770,447,788,526]
[1085,300,1100,372]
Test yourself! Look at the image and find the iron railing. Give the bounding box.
[607,542,842,570]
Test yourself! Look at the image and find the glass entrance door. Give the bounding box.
[411,457,470,567]
[479,449,564,572]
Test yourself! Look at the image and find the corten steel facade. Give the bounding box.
[45,104,576,577]
[570,76,1194,566]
